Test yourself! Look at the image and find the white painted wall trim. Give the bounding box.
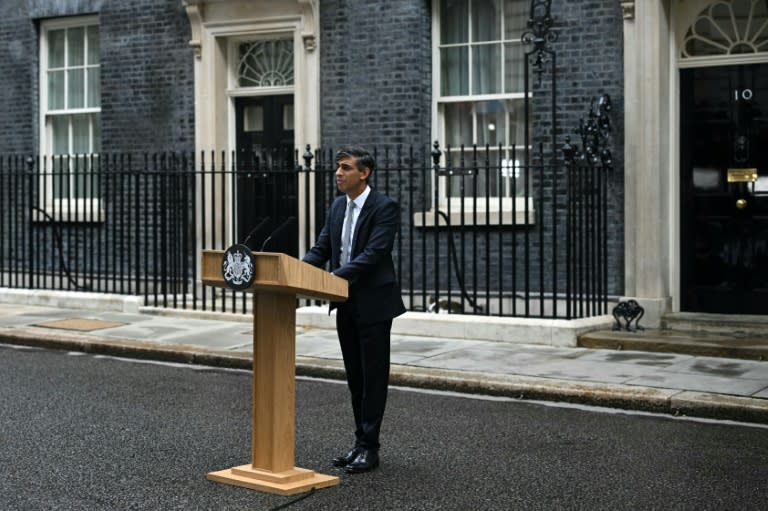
[183,0,320,260]
[624,0,768,319]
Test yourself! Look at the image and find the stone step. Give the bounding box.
[578,329,768,361]
[661,312,768,337]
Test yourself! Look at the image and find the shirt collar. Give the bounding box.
[347,185,371,210]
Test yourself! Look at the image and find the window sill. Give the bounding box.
[413,199,536,228]
[32,207,105,224]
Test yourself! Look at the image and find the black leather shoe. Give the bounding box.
[344,449,379,473]
[332,447,361,467]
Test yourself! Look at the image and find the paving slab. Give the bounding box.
[573,349,693,367]
[519,359,670,384]
[626,372,768,396]
[411,343,589,375]
[295,333,343,358]
[661,357,768,381]
[1,300,767,424]
[389,335,486,363]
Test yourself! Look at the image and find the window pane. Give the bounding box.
[51,116,69,154]
[441,47,469,96]
[72,114,90,154]
[52,154,69,198]
[72,153,98,199]
[440,0,468,44]
[504,0,528,41]
[476,149,502,197]
[49,29,65,68]
[87,67,100,107]
[74,155,90,199]
[472,0,501,42]
[472,43,501,94]
[504,42,525,93]
[443,102,472,147]
[48,70,65,109]
[92,114,101,152]
[283,104,294,130]
[508,98,528,146]
[87,26,99,65]
[446,149,502,198]
[68,27,85,66]
[244,105,264,132]
[68,68,84,108]
[238,39,294,87]
[447,173,465,197]
[476,100,507,146]
[501,152,528,198]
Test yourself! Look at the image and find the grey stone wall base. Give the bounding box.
[296,306,613,347]
[0,288,144,313]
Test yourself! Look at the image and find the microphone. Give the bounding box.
[242,217,271,248]
[259,216,296,252]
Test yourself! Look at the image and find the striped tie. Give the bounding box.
[341,200,356,265]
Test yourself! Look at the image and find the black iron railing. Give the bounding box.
[0,141,612,319]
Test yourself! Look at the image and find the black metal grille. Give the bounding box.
[0,143,610,319]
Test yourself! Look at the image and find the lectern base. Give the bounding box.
[207,464,340,496]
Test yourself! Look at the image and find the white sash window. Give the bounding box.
[428,0,533,226]
[39,16,101,220]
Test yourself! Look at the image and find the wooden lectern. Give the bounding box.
[201,250,348,496]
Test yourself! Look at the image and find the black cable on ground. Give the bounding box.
[268,487,317,511]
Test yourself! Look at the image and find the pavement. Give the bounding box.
[1,302,767,424]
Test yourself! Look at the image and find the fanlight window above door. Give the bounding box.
[238,39,294,87]
[682,0,768,57]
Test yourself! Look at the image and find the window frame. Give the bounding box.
[38,15,103,222]
[425,0,534,227]
[678,0,768,68]
[226,33,296,97]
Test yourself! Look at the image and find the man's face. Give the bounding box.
[335,156,370,198]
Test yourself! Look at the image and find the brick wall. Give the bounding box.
[534,0,625,295]
[98,1,194,153]
[319,0,432,151]
[0,1,38,153]
[0,0,194,155]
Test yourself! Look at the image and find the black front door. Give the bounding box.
[234,95,298,256]
[680,63,768,314]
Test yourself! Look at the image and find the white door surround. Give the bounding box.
[183,0,319,153]
[623,0,768,325]
[183,0,320,255]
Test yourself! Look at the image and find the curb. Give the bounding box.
[1,329,767,425]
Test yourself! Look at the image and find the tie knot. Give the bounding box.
[348,200,356,210]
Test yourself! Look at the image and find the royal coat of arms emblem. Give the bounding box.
[221,244,256,290]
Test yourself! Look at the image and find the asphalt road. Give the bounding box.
[1,344,766,511]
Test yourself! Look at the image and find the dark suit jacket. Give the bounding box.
[303,189,406,325]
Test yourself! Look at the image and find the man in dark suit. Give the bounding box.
[303,147,406,474]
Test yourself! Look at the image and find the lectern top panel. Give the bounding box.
[201,250,348,302]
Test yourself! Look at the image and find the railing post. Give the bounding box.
[431,141,441,312]
[563,136,577,319]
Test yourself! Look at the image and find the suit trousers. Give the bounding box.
[335,302,392,451]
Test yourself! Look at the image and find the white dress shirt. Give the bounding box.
[344,185,371,255]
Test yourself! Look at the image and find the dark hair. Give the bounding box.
[335,146,375,174]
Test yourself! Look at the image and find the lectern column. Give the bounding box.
[251,292,296,472]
